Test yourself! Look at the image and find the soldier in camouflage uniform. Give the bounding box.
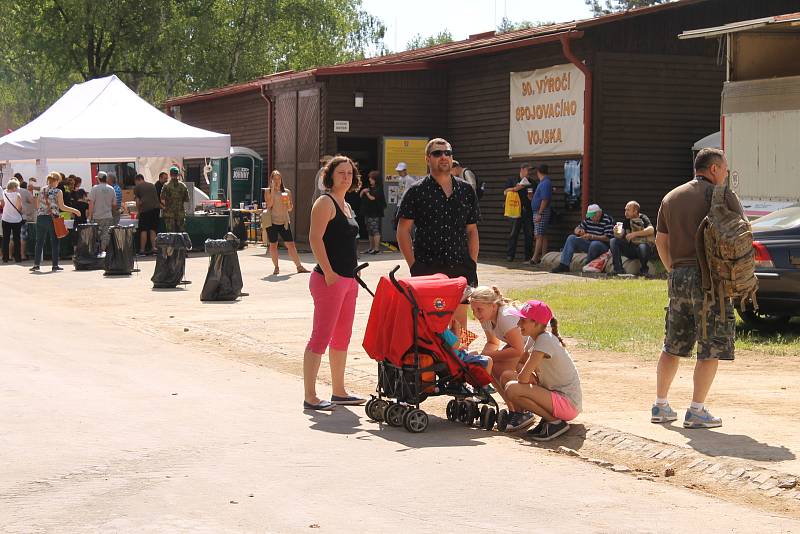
[651,148,745,430]
[160,166,189,232]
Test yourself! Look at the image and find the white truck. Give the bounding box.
[682,13,800,217]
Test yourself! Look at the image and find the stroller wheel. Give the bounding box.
[458,401,470,423]
[365,398,376,419]
[446,399,459,422]
[465,401,479,425]
[403,409,429,433]
[485,407,498,430]
[479,405,489,429]
[373,399,389,422]
[496,409,510,432]
[386,403,405,427]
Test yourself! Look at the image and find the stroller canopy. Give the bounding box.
[363,273,467,365]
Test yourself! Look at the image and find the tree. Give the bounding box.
[496,17,554,34]
[406,30,454,51]
[0,0,386,126]
[585,0,669,16]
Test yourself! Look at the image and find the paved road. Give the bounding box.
[2,263,798,533]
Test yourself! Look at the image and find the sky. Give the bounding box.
[361,0,596,53]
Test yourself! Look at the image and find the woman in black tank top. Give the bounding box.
[303,156,365,411]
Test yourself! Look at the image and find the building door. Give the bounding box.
[337,137,378,240]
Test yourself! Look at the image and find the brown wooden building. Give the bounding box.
[165,0,798,256]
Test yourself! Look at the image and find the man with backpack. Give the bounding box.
[651,148,751,429]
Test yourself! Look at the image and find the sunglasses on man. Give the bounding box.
[428,149,453,158]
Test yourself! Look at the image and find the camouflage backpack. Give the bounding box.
[695,182,758,335]
[629,217,655,245]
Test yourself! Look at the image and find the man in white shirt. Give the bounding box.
[396,162,419,205]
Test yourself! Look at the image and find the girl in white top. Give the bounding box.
[505,299,583,441]
[469,286,531,419]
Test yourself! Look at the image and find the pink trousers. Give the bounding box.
[306,271,358,354]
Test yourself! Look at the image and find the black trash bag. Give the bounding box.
[200,233,243,301]
[74,223,103,270]
[104,225,136,275]
[151,232,192,288]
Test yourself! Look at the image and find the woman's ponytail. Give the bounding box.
[550,316,565,346]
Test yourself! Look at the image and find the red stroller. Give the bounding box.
[361,266,499,433]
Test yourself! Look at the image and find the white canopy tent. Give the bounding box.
[0,75,230,161]
[0,75,233,226]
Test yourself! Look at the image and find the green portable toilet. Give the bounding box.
[210,147,264,207]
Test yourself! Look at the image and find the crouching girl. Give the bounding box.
[505,300,583,441]
[469,286,537,432]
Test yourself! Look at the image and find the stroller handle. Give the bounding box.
[354,262,375,297]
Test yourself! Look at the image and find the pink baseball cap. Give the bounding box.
[507,300,553,325]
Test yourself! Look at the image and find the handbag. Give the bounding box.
[582,251,611,273]
[504,191,521,218]
[52,216,69,239]
[44,188,69,239]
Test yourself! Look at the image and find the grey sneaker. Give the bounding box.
[683,407,722,429]
[651,403,678,423]
[506,411,537,432]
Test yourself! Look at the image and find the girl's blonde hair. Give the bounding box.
[468,286,519,308]
[5,178,19,191]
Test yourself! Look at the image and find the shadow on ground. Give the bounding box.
[664,424,795,462]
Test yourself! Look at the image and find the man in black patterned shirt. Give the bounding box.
[397,137,480,326]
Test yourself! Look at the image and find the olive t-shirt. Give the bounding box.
[656,177,745,268]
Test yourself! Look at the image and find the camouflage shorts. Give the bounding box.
[663,266,735,361]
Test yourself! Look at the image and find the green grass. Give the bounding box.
[507,279,800,357]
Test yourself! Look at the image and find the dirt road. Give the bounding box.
[1,249,798,532]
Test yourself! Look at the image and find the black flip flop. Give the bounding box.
[304,400,335,411]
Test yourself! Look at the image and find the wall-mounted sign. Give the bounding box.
[333,120,350,133]
[509,63,585,157]
[382,137,429,179]
[232,166,250,181]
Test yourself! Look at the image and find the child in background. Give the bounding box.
[505,300,583,441]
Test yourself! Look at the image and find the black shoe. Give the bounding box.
[29,265,40,272]
[551,263,570,273]
[51,266,64,272]
[527,418,547,436]
[529,420,570,441]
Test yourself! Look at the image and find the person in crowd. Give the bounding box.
[1,179,24,263]
[73,190,89,225]
[651,148,744,429]
[303,155,364,411]
[551,203,614,273]
[263,170,309,275]
[395,162,418,204]
[530,164,553,265]
[359,170,386,255]
[88,171,117,253]
[73,176,83,195]
[453,160,483,200]
[155,171,168,199]
[344,173,365,241]
[133,174,160,256]
[18,177,35,261]
[108,173,123,224]
[160,166,190,232]
[504,162,533,262]
[30,173,80,272]
[610,200,655,277]
[505,300,583,441]
[469,286,536,431]
[312,155,333,202]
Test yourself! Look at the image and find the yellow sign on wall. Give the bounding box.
[383,137,429,178]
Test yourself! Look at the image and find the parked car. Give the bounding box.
[737,206,800,328]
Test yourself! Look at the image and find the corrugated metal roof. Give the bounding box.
[165,0,708,106]
[679,11,800,39]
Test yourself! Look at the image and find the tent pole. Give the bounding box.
[227,155,233,232]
